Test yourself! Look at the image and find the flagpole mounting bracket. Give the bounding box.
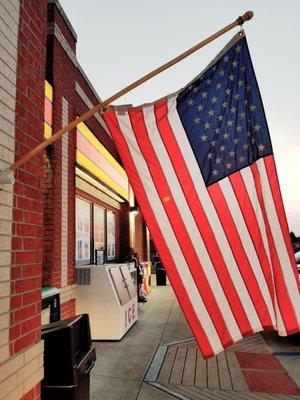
[0,168,15,189]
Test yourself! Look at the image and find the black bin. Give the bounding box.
[41,314,96,400]
[156,267,166,286]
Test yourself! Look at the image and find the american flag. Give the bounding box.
[103,31,300,357]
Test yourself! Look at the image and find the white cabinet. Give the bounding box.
[76,263,138,340]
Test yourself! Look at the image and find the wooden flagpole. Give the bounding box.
[3,11,253,178]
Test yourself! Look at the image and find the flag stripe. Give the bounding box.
[229,172,276,327]
[167,97,262,331]
[103,110,217,357]
[208,178,275,329]
[256,159,300,327]
[239,167,286,334]
[154,101,253,337]
[264,156,300,285]
[251,162,299,332]
[148,103,243,342]
[127,107,233,347]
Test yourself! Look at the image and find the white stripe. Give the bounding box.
[167,97,262,332]
[256,159,300,326]
[116,111,224,354]
[219,176,276,327]
[143,105,242,342]
[241,167,286,335]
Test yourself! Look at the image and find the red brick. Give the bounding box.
[15,304,36,322]
[10,324,21,341]
[14,331,37,353]
[15,251,37,264]
[21,315,41,335]
[10,295,22,310]
[22,264,41,277]
[15,278,37,293]
[22,290,41,306]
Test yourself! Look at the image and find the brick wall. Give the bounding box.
[0,0,46,399]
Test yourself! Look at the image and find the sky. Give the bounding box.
[61,0,300,234]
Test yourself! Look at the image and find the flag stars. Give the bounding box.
[207,152,213,159]
[215,128,220,134]
[232,60,238,67]
[204,122,211,130]
[240,111,246,119]
[215,157,222,164]
[230,107,237,114]
[258,144,266,152]
[243,144,249,150]
[236,125,242,132]
[223,133,230,139]
[225,162,232,169]
[201,134,208,141]
[223,55,229,62]
[219,69,225,76]
[238,80,244,87]
[197,104,204,112]
[210,140,216,147]
[212,169,219,176]
[218,115,223,121]
[211,96,218,103]
[206,78,212,85]
[225,88,231,95]
[234,94,240,100]
[233,138,240,144]
[250,104,256,112]
[201,91,208,99]
[229,150,235,157]
[194,117,200,124]
[254,123,261,132]
[247,85,251,91]
[187,98,194,106]
[235,45,242,53]
[220,145,226,152]
[229,74,235,82]
[208,109,215,117]
[243,99,248,105]
[246,131,252,137]
[227,120,233,127]
[192,86,199,93]
[240,66,246,72]
[216,83,222,90]
[239,156,246,163]
[222,101,227,108]
[251,138,256,144]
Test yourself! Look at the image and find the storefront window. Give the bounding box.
[94,205,105,251]
[107,211,116,261]
[76,198,91,265]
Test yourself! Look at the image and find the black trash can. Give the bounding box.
[41,314,96,400]
[156,267,166,286]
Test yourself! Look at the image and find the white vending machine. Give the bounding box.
[76,263,138,340]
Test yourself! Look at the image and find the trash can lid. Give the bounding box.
[42,287,59,299]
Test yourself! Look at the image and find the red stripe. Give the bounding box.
[264,156,300,288]
[251,162,298,333]
[155,101,253,336]
[102,110,214,357]
[128,106,233,348]
[228,172,276,317]
[208,180,274,329]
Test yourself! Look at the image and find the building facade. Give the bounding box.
[0,1,149,399]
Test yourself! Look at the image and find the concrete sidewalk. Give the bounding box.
[90,281,300,400]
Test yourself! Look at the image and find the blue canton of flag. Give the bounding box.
[177,35,272,186]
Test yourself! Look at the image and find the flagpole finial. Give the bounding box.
[236,11,254,26]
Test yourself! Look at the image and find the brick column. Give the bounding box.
[43,1,77,318]
[0,1,47,399]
